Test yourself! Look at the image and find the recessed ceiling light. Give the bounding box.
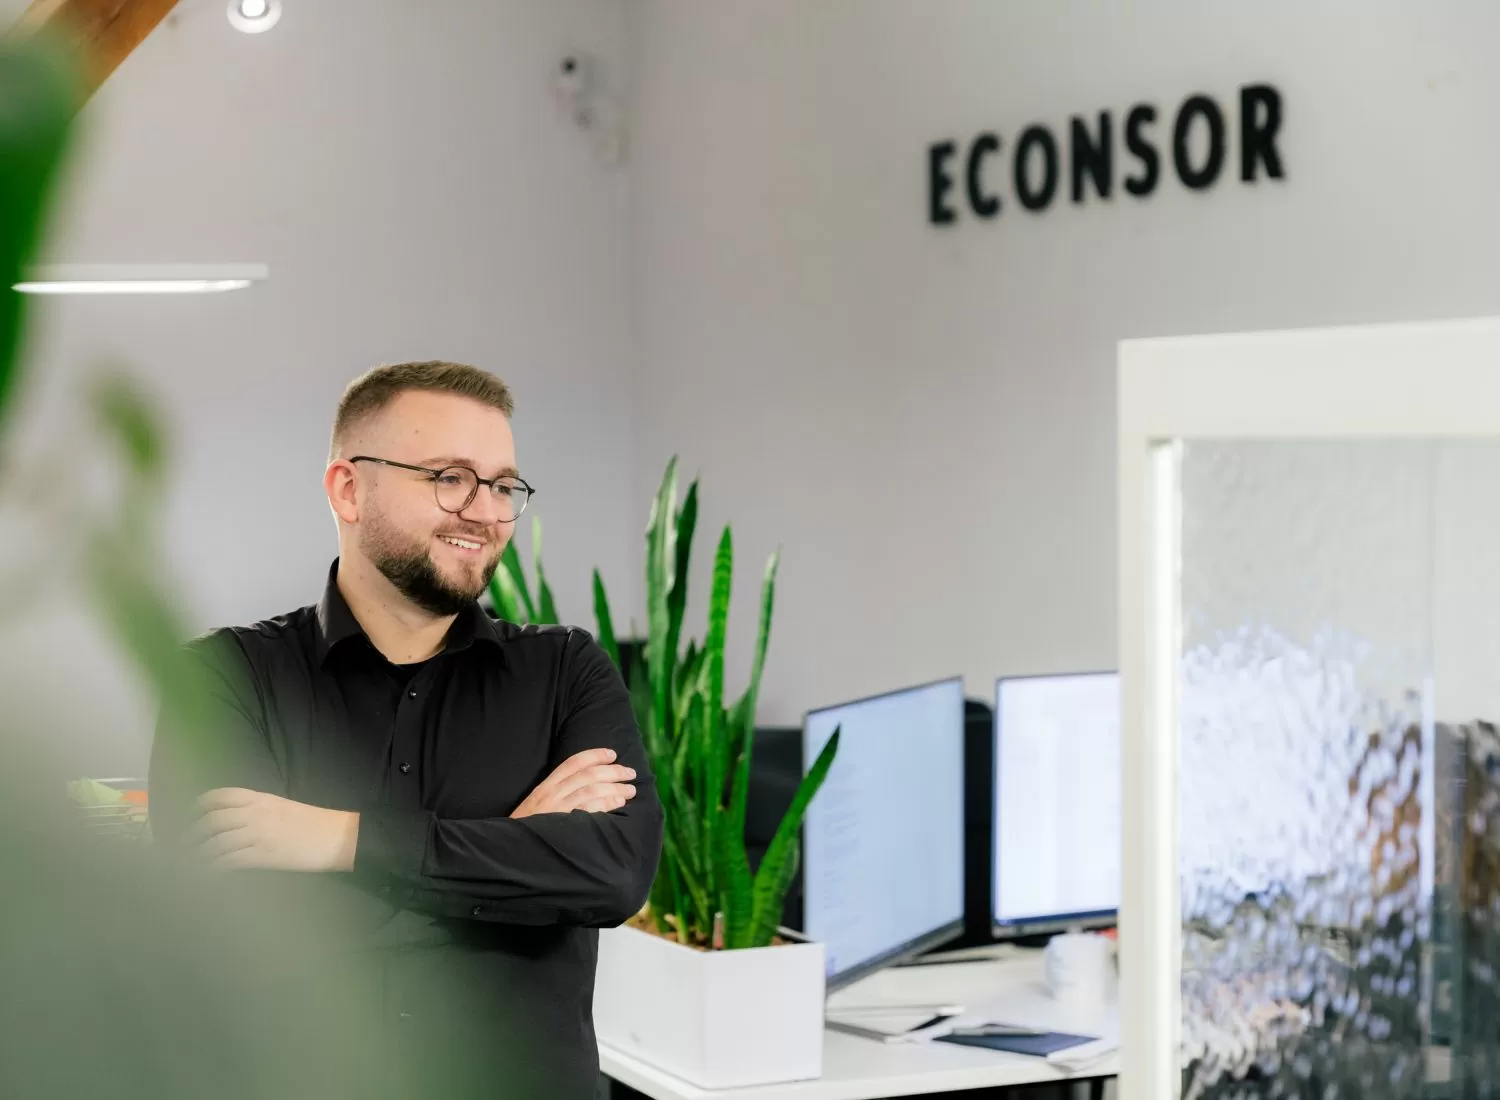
[228,0,281,34]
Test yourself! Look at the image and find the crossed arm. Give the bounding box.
[149,634,663,927]
[187,747,639,872]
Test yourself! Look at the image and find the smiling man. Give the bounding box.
[148,361,662,1099]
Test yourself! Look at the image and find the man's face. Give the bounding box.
[350,391,518,616]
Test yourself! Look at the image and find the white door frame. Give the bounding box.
[1116,315,1500,1100]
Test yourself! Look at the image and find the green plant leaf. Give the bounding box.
[652,761,691,941]
[591,569,621,670]
[725,696,753,850]
[674,655,701,770]
[748,727,840,947]
[728,548,779,842]
[662,821,710,940]
[702,527,732,706]
[662,478,697,697]
[85,531,215,736]
[487,567,526,624]
[535,568,559,625]
[650,853,676,937]
[671,691,700,804]
[627,460,791,950]
[744,549,779,724]
[0,40,76,443]
[695,529,733,918]
[701,527,733,811]
[90,372,165,485]
[672,787,710,935]
[499,540,536,622]
[530,516,560,624]
[76,376,200,717]
[669,639,702,828]
[627,648,652,748]
[673,638,699,709]
[714,806,754,949]
[644,458,679,759]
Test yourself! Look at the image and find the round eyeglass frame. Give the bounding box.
[348,456,535,521]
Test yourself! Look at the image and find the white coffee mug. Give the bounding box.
[1044,932,1115,1005]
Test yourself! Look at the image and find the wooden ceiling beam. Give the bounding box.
[12,0,181,102]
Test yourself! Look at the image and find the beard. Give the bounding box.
[361,508,501,616]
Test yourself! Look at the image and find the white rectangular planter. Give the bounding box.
[593,922,826,1089]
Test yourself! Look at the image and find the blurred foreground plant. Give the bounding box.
[0,34,427,1100]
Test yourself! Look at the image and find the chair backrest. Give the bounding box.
[744,725,804,922]
[960,697,995,947]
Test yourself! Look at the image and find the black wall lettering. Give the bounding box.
[966,133,1002,218]
[1014,125,1059,211]
[928,141,958,224]
[1239,84,1284,182]
[925,82,1285,227]
[1070,111,1113,203]
[1124,104,1159,197]
[1172,95,1226,190]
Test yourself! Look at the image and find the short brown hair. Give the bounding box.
[329,360,515,461]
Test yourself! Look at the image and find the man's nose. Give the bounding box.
[459,486,503,526]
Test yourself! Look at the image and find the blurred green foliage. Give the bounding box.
[0,33,451,1100]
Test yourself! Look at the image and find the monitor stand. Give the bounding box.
[824,1004,964,1042]
[896,941,1029,966]
[815,919,975,1034]
[991,917,1117,950]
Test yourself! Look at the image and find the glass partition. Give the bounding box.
[1175,439,1500,1100]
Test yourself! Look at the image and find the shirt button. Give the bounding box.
[399,762,412,774]
[471,906,483,917]
[408,688,417,698]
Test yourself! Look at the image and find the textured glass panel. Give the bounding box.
[1178,441,1441,1100]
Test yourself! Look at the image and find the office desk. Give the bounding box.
[600,950,1117,1100]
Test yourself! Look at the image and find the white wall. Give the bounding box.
[2,0,640,774]
[626,0,1500,724]
[12,0,1500,774]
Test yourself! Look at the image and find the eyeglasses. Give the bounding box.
[349,456,535,521]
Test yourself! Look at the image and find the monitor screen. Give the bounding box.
[993,672,1121,931]
[802,677,966,989]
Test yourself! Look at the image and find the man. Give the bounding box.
[149,361,663,1099]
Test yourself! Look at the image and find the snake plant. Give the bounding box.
[486,515,559,626]
[593,457,839,949]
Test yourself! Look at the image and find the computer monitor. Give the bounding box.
[801,677,967,991]
[992,671,1121,937]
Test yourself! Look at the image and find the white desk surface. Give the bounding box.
[599,949,1119,1100]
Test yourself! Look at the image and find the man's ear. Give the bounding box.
[325,461,360,524]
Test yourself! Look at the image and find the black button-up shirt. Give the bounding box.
[148,560,663,1099]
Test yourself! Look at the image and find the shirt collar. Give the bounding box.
[315,558,504,666]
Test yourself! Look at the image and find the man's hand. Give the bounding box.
[511,748,638,819]
[190,788,360,872]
